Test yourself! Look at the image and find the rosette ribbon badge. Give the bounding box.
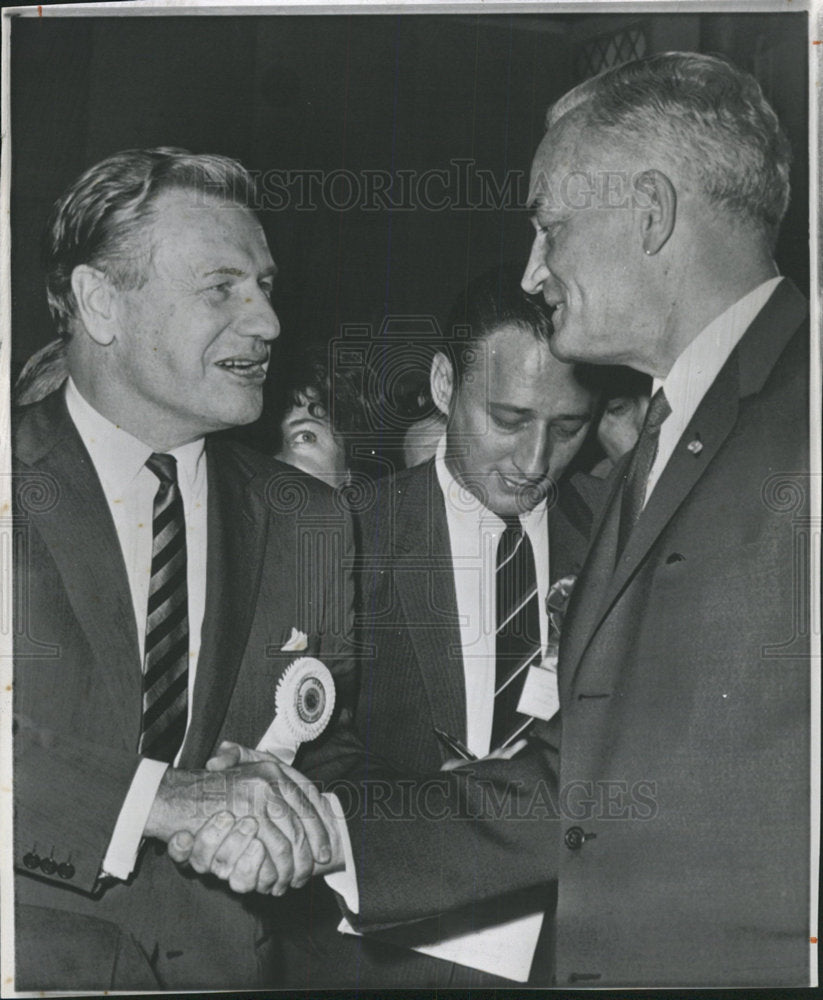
[256,657,336,763]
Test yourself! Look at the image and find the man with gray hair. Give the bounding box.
[165,53,812,988]
[515,50,811,986]
[12,147,351,990]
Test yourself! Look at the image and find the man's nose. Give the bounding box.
[238,287,281,342]
[521,235,550,295]
[513,424,550,479]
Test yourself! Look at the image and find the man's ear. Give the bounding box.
[430,351,455,418]
[634,169,676,256]
[70,265,118,346]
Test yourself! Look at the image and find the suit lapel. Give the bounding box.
[560,278,808,697]
[393,463,466,742]
[14,392,142,738]
[179,439,269,767]
[557,469,624,703]
[606,361,738,604]
[548,471,609,581]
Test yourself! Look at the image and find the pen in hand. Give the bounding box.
[433,727,478,762]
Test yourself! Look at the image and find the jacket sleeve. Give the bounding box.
[13,525,142,894]
[298,500,564,928]
[318,734,563,931]
[13,721,142,892]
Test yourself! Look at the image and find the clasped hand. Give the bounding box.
[147,743,342,895]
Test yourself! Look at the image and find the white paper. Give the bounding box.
[516,658,560,722]
[337,907,544,983]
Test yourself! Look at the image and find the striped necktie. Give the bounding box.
[138,452,189,763]
[616,387,672,559]
[492,517,541,749]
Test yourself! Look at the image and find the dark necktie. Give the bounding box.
[492,517,542,749]
[138,452,189,763]
[616,387,672,558]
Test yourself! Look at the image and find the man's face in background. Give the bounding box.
[435,323,594,517]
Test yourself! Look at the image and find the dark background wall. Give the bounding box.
[10,11,809,390]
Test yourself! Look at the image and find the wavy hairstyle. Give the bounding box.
[442,264,555,385]
[42,147,259,336]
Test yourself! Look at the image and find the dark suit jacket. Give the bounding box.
[12,388,355,991]
[354,458,603,773]
[329,279,811,988]
[271,459,605,988]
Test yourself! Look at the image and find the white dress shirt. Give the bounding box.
[645,276,782,506]
[331,280,785,955]
[65,378,208,879]
[326,437,555,915]
[434,437,552,756]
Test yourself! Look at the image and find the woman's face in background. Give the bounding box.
[275,390,349,487]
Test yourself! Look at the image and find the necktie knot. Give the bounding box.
[500,515,522,536]
[497,516,523,565]
[146,452,178,487]
[644,387,672,434]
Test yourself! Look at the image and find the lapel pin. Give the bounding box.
[687,437,703,455]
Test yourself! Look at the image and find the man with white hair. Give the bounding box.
[175,53,812,988]
[516,49,811,987]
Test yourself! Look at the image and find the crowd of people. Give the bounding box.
[13,287,648,485]
[11,50,812,991]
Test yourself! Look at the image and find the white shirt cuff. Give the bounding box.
[101,758,169,880]
[322,791,359,914]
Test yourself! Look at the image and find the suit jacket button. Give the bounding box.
[57,862,75,879]
[564,826,585,850]
[23,851,40,869]
[40,857,57,875]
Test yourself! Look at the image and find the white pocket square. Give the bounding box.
[281,627,308,652]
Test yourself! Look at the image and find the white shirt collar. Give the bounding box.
[433,435,547,532]
[642,276,783,507]
[653,276,783,416]
[64,377,206,498]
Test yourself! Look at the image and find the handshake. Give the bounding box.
[145,742,344,895]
